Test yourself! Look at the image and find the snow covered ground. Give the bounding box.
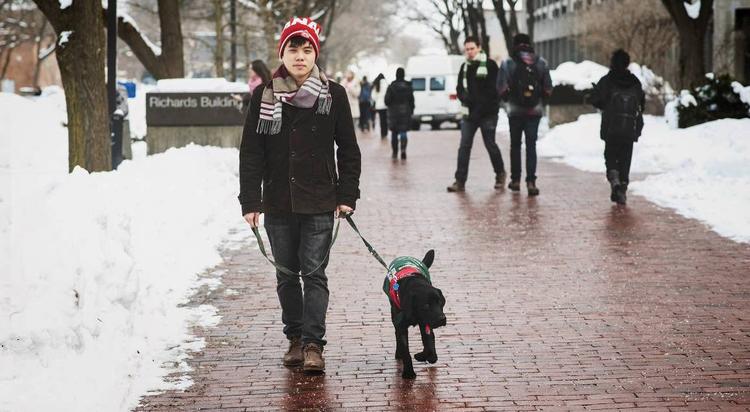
[538,114,750,243]
[0,91,249,411]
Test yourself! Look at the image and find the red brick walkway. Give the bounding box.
[137,129,750,411]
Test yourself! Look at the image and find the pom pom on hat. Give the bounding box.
[278,17,322,60]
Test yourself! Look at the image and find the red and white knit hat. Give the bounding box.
[278,17,322,60]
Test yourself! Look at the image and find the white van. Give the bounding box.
[405,54,464,130]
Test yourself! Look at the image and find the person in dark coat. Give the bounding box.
[447,35,506,193]
[497,33,553,196]
[238,16,361,373]
[590,49,645,205]
[384,67,415,159]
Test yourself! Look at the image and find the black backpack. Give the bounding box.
[510,59,542,108]
[606,84,641,140]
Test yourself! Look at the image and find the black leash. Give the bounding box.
[250,213,388,277]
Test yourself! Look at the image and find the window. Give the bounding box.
[430,76,446,91]
[411,78,426,91]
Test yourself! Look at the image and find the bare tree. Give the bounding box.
[32,0,111,172]
[462,0,489,54]
[212,0,225,77]
[491,0,522,55]
[322,0,398,73]
[661,0,713,88]
[404,0,463,54]
[1,0,54,83]
[577,0,678,82]
[112,0,185,79]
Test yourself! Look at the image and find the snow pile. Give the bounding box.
[538,113,750,243]
[550,60,609,90]
[685,0,701,18]
[551,60,672,96]
[152,78,249,93]
[732,81,750,106]
[0,92,247,411]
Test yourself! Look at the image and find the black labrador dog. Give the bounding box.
[383,249,447,379]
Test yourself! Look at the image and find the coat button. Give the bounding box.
[292,128,297,133]
[312,126,317,132]
[290,177,296,182]
[291,151,296,157]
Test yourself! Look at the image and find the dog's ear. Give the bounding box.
[422,249,435,269]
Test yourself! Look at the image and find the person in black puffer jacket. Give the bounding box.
[590,49,645,205]
[385,67,415,159]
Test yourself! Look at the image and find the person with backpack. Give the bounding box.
[590,49,645,205]
[447,35,507,193]
[497,33,552,196]
[358,76,372,132]
[384,68,415,159]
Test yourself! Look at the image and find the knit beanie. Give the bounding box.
[513,33,531,47]
[278,17,322,60]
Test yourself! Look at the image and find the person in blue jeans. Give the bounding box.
[497,33,552,196]
[447,35,506,193]
[239,17,361,373]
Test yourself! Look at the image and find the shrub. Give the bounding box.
[676,73,750,128]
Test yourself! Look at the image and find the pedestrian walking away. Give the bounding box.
[384,67,415,160]
[447,35,506,193]
[372,73,387,138]
[238,16,362,374]
[497,33,552,196]
[358,76,372,132]
[590,49,645,206]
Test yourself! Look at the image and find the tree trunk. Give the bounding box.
[34,0,111,172]
[0,48,12,80]
[213,0,224,78]
[661,0,713,88]
[111,0,184,79]
[526,0,534,42]
[492,0,515,56]
[158,0,184,78]
[32,19,49,89]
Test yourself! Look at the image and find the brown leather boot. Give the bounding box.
[494,172,507,189]
[508,180,520,191]
[527,181,540,196]
[446,181,465,192]
[303,343,325,373]
[283,337,303,366]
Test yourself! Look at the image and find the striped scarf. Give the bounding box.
[257,64,332,135]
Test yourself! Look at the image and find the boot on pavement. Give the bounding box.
[607,169,621,203]
[283,336,303,366]
[400,139,407,160]
[615,183,628,205]
[494,172,507,190]
[508,180,520,192]
[446,180,465,192]
[527,181,540,196]
[303,343,325,373]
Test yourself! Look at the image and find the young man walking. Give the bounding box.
[447,36,506,192]
[591,49,644,205]
[238,17,361,373]
[497,33,552,196]
[384,68,415,159]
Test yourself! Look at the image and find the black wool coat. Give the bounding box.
[384,80,415,133]
[457,58,501,121]
[238,81,361,215]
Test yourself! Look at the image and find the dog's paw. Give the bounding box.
[401,369,417,379]
[414,351,438,363]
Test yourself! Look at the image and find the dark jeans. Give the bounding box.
[454,115,505,183]
[359,102,371,130]
[391,130,407,153]
[604,139,634,184]
[264,212,334,346]
[377,109,388,138]
[508,115,541,182]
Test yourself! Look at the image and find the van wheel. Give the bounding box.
[430,121,441,130]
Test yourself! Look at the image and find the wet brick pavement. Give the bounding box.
[137,128,750,411]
